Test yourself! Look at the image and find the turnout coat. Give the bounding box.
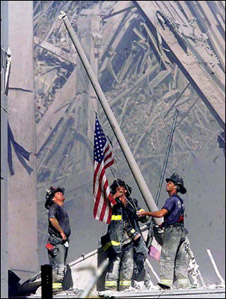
[101,196,148,257]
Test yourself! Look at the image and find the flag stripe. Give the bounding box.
[93,116,115,224]
[93,165,106,218]
[93,153,113,219]
[93,162,101,193]
[95,169,105,216]
[104,160,114,170]
[99,181,108,221]
[104,152,113,163]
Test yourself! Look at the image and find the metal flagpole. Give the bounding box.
[155,109,179,206]
[59,11,162,225]
[146,109,178,248]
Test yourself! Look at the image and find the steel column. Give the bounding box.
[59,12,162,225]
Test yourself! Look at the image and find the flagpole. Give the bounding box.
[59,12,162,225]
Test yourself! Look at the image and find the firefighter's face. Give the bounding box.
[166,181,177,192]
[116,185,127,195]
[54,191,65,201]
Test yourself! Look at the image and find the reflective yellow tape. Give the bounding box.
[139,209,144,211]
[105,281,117,286]
[130,229,135,234]
[103,240,120,251]
[111,215,122,220]
[103,242,111,251]
[119,280,131,286]
[103,242,110,251]
[52,283,62,286]
[111,240,120,246]
[52,282,62,289]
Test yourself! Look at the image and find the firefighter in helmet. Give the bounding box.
[137,173,190,289]
[102,179,148,291]
[45,186,71,293]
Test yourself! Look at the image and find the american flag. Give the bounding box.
[93,116,116,224]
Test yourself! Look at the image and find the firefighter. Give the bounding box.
[137,173,190,289]
[102,179,148,291]
[45,186,71,293]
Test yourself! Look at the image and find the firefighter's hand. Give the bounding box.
[60,231,67,241]
[136,210,147,217]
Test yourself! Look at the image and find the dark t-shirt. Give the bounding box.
[162,194,185,227]
[48,203,71,237]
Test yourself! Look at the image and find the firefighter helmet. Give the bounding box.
[110,179,132,196]
[45,186,65,209]
[166,173,187,194]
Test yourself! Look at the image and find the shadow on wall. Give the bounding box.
[217,131,225,156]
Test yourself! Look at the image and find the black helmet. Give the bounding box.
[166,173,187,194]
[44,186,65,209]
[110,179,132,197]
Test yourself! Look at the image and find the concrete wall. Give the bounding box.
[1,2,9,297]
[7,1,39,283]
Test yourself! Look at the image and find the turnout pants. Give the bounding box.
[105,242,134,291]
[160,224,190,289]
[47,235,68,291]
[133,252,147,282]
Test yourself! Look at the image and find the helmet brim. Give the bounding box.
[178,185,187,194]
